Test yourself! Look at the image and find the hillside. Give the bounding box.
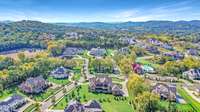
[60,20,200,34]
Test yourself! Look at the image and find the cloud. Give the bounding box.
[112,0,199,22]
[0,0,199,22]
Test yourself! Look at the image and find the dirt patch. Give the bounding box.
[0,50,43,60]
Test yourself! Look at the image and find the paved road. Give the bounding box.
[121,79,129,97]
[41,83,75,112]
[83,58,93,80]
[73,57,92,80]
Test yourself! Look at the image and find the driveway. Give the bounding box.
[41,83,75,112]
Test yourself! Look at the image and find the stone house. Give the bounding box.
[151,83,176,101]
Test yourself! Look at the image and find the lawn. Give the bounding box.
[48,77,70,85]
[106,49,114,56]
[0,89,13,101]
[0,84,61,102]
[0,86,27,101]
[136,57,159,68]
[72,73,81,81]
[72,67,82,81]
[73,66,82,74]
[177,86,200,111]
[159,100,193,111]
[176,103,194,111]
[32,87,60,102]
[53,84,133,112]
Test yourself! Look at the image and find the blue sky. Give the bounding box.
[0,0,199,22]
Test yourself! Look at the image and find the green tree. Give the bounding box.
[133,91,160,112]
[127,74,149,97]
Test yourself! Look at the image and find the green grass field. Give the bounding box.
[159,100,193,111]
[0,86,58,102]
[136,57,159,68]
[32,87,60,102]
[106,49,114,56]
[0,86,28,101]
[177,86,200,111]
[48,77,70,85]
[0,89,13,101]
[53,84,133,112]
[72,73,81,81]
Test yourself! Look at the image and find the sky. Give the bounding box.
[0,0,200,22]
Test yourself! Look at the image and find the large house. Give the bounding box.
[89,76,124,96]
[90,48,106,57]
[148,38,162,46]
[187,48,199,56]
[64,32,79,39]
[120,37,136,45]
[132,63,155,74]
[148,38,173,50]
[163,51,184,60]
[38,33,56,40]
[145,75,178,82]
[0,94,26,112]
[183,69,200,80]
[118,47,131,55]
[64,100,102,112]
[132,63,143,74]
[145,46,160,54]
[151,83,176,101]
[19,76,48,94]
[141,65,155,74]
[51,66,70,79]
[162,43,174,50]
[62,47,84,57]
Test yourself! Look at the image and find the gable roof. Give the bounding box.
[65,100,84,112]
[89,75,112,87]
[84,100,101,109]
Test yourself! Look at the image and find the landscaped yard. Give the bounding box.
[159,101,194,111]
[176,103,194,111]
[0,89,13,101]
[32,87,60,102]
[0,86,27,101]
[177,86,200,111]
[72,66,82,81]
[48,77,70,85]
[0,81,61,102]
[136,57,159,68]
[72,73,81,81]
[53,84,133,112]
[106,49,114,56]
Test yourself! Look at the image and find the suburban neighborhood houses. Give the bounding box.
[89,47,106,58]
[19,76,49,94]
[51,66,70,79]
[1,31,200,112]
[183,68,200,80]
[152,83,176,101]
[0,10,200,112]
[64,100,102,112]
[89,76,124,96]
[0,94,26,112]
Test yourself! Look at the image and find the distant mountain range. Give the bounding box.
[57,20,200,34]
[0,20,82,34]
[1,20,200,35]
